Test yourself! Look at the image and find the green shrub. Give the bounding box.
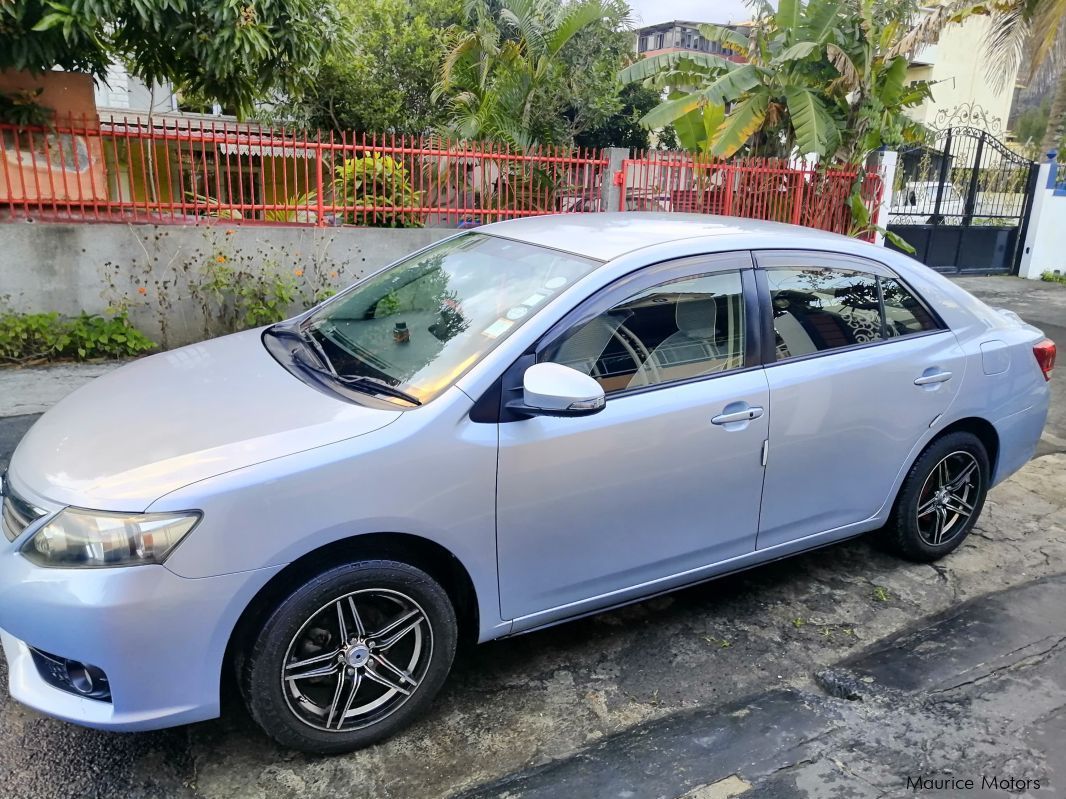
[333,154,423,228]
[1041,271,1066,285]
[197,261,304,331]
[0,311,155,364]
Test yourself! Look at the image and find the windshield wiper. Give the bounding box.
[301,325,338,375]
[267,323,337,371]
[291,347,422,406]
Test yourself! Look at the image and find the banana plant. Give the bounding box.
[620,0,846,158]
[619,0,938,163]
[826,0,932,163]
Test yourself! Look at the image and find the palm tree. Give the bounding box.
[983,0,1066,154]
[434,0,610,149]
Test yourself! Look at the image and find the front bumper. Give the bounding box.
[0,545,282,731]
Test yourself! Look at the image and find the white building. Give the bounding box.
[905,15,1019,135]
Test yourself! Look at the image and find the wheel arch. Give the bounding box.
[934,416,1000,477]
[222,532,481,688]
[887,415,1000,519]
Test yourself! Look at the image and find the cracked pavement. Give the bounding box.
[0,275,1062,799]
[459,577,1066,799]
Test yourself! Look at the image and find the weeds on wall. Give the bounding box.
[104,226,355,349]
[0,308,155,364]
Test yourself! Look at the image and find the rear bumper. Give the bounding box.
[992,401,1049,486]
[0,548,282,732]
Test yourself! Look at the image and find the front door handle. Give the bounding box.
[914,370,952,386]
[712,405,764,425]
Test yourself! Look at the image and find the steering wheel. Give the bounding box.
[610,322,661,388]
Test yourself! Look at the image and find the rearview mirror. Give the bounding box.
[509,362,606,418]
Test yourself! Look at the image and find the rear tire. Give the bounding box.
[240,559,457,754]
[880,431,990,562]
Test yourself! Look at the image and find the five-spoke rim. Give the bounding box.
[281,588,433,732]
[916,450,981,547]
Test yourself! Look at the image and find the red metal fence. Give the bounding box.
[0,115,610,227]
[617,151,883,236]
[0,115,882,234]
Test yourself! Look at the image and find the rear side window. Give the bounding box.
[767,268,941,360]
[881,278,939,336]
[767,268,883,359]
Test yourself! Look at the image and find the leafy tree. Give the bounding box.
[554,0,640,145]
[574,82,660,150]
[434,0,620,148]
[0,0,343,118]
[275,0,463,134]
[618,0,932,162]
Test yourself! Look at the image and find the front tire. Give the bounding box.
[881,431,990,562]
[241,560,457,754]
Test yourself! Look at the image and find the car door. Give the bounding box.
[495,253,769,625]
[754,250,965,550]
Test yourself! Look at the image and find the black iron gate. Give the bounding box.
[886,127,1038,274]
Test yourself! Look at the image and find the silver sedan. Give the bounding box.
[0,214,1053,754]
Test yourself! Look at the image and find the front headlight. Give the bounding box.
[22,508,200,568]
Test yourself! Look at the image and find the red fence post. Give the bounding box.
[314,136,325,227]
[791,171,805,226]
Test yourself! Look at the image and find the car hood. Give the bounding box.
[8,330,402,510]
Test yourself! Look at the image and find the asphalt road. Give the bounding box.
[0,275,1063,799]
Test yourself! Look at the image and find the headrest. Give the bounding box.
[675,296,718,339]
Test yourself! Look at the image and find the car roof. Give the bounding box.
[477,212,851,262]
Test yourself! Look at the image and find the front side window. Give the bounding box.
[541,270,746,393]
[304,234,599,403]
[768,267,883,360]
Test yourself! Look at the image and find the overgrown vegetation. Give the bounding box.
[195,260,333,331]
[434,0,636,149]
[1014,99,1066,160]
[276,0,643,150]
[0,310,155,364]
[331,154,423,227]
[101,228,350,348]
[1041,270,1066,284]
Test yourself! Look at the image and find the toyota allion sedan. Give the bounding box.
[0,214,1054,754]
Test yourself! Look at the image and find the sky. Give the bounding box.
[626,0,755,27]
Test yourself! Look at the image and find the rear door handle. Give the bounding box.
[712,405,764,425]
[914,370,952,386]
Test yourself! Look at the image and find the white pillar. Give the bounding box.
[1017,160,1057,280]
[866,149,898,247]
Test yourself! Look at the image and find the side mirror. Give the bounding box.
[509,362,606,418]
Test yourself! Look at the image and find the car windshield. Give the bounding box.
[303,233,600,403]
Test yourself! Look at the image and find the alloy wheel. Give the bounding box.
[915,450,981,547]
[281,588,433,732]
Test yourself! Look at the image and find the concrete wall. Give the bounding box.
[0,222,454,348]
[1018,161,1066,279]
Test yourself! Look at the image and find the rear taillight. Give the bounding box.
[1034,338,1056,381]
